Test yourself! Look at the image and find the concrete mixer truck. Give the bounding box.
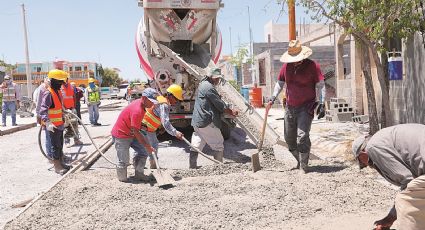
[135,0,234,138]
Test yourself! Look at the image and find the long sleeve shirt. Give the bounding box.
[39,89,64,130]
[152,103,177,136]
[191,80,228,129]
[366,123,425,218]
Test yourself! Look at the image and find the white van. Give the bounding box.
[100,87,112,99]
[117,84,129,99]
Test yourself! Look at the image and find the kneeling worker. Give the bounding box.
[111,96,156,182]
[141,85,184,169]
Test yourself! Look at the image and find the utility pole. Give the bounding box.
[288,0,296,40]
[247,6,255,84]
[229,27,233,56]
[21,4,32,99]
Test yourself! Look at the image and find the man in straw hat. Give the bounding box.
[266,40,326,174]
[352,123,425,230]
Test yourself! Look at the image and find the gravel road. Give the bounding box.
[3,107,400,229]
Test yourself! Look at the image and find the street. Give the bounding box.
[1,100,399,230]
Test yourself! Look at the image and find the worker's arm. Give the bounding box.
[158,104,183,139]
[39,92,52,123]
[205,85,228,113]
[133,128,154,153]
[270,80,285,103]
[315,80,326,104]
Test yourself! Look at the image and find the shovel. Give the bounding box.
[151,151,174,188]
[252,106,270,172]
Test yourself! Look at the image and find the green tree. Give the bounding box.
[0,60,16,73]
[101,68,122,87]
[279,0,424,134]
[230,45,251,67]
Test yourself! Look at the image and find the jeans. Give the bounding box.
[284,104,314,154]
[88,104,99,124]
[75,101,81,119]
[44,128,52,157]
[48,129,64,160]
[2,101,16,125]
[113,137,148,168]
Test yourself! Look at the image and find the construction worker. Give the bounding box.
[71,82,84,119]
[111,96,156,182]
[39,69,69,175]
[33,78,50,123]
[85,78,101,126]
[352,124,425,230]
[1,75,21,126]
[141,85,184,169]
[189,68,238,169]
[267,40,326,174]
[61,79,83,147]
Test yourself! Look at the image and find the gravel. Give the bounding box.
[4,160,396,230]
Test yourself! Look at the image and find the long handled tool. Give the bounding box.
[182,137,223,164]
[151,151,174,188]
[252,106,270,172]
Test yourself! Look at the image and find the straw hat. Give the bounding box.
[280,40,313,63]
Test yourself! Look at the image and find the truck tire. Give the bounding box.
[220,121,232,140]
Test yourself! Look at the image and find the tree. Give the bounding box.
[230,45,251,67]
[278,0,423,133]
[101,68,122,87]
[0,60,16,73]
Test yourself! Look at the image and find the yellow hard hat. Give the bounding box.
[48,69,68,81]
[166,84,183,101]
[88,78,95,83]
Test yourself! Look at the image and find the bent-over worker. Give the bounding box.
[352,123,425,230]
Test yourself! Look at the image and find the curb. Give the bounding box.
[0,101,123,136]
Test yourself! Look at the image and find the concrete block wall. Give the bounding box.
[325,98,354,122]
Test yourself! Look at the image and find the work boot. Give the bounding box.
[149,159,157,169]
[213,150,224,163]
[133,157,151,182]
[189,151,198,169]
[299,152,310,174]
[52,160,69,175]
[290,150,300,169]
[116,166,128,182]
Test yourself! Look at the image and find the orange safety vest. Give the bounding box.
[61,84,75,109]
[141,96,168,132]
[48,88,64,126]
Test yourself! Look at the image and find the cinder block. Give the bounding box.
[352,115,369,124]
[330,98,346,103]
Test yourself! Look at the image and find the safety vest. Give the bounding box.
[1,84,16,101]
[61,84,75,109]
[47,88,64,126]
[88,86,100,103]
[141,96,168,132]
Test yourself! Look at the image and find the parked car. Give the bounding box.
[100,87,112,99]
[117,84,129,99]
[110,87,119,99]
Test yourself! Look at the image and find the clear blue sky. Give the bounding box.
[0,0,310,81]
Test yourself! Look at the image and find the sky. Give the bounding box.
[0,0,310,81]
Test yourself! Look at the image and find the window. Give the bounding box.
[69,67,73,71]
[84,66,88,71]
[75,66,82,71]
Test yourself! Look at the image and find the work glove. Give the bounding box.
[45,121,56,132]
[316,103,325,119]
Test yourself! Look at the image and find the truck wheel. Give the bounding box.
[220,121,232,140]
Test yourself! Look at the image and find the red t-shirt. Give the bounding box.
[278,59,324,107]
[111,98,145,138]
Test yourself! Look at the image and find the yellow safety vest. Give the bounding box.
[141,96,169,132]
[88,86,100,103]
